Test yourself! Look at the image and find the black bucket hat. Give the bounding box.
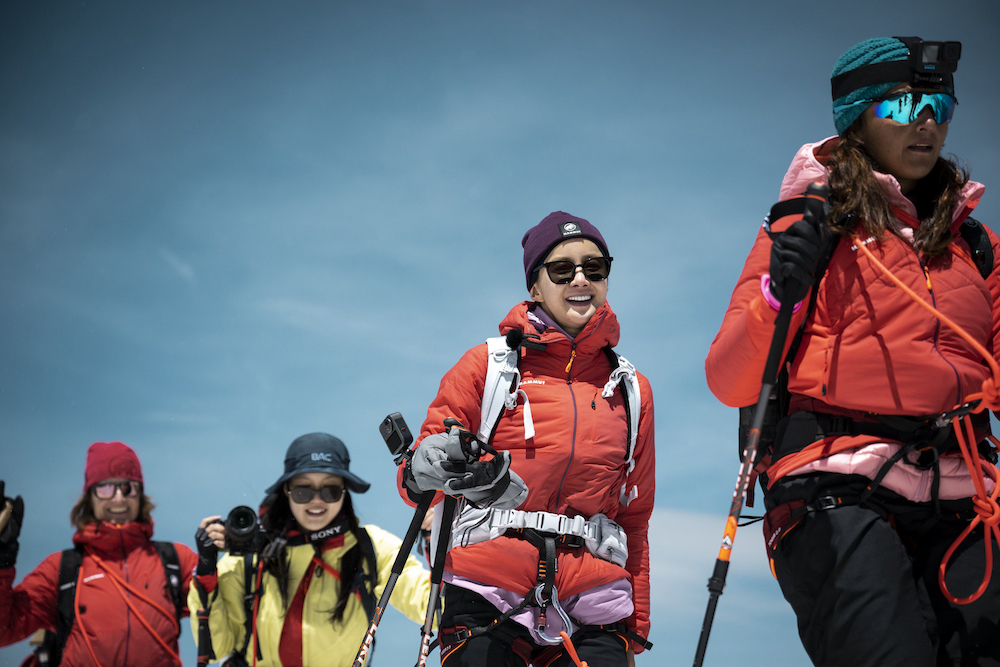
[264,433,370,496]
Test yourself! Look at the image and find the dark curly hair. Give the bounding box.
[826,117,969,258]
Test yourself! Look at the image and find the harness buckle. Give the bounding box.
[815,496,839,511]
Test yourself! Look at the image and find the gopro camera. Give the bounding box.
[380,412,413,465]
[911,40,961,75]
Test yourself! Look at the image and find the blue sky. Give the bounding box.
[2,1,998,665]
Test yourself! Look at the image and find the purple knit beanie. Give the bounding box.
[521,211,609,290]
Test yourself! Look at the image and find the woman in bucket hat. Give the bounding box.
[706,37,999,665]
[0,441,198,667]
[189,432,431,667]
[399,212,655,666]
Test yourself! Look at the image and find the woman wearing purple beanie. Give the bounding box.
[706,37,999,665]
[398,212,655,666]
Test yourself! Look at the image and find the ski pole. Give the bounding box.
[415,493,458,667]
[353,413,434,667]
[353,491,434,667]
[693,183,828,667]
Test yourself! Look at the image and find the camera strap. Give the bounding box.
[280,515,353,547]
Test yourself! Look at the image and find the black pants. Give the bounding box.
[772,502,1000,667]
[439,586,629,667]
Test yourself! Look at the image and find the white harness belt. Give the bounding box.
[450,506,629,568]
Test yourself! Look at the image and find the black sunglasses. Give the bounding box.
[91,481,140,499]
[286,484,345,504]
[536,257,613,285]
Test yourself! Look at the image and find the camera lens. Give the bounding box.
[224,505,260,553]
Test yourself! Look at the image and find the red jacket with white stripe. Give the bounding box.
[0,520,197,667]
[402,300,655,645]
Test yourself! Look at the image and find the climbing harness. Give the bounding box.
[449,506,629,568]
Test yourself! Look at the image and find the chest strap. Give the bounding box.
[450,507,628,568]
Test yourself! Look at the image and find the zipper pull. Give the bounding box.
[565,349,577,374]
[922,264,933,291]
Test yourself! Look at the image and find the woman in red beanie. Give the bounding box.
[0,441,197,667]
[399,212,655,666]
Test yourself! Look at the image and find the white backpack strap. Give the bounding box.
[601,351,641,506]
[478,337,534,445]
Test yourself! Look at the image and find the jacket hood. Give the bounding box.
[779,136,986,230]
[73,520,154,555]
[498,300,620,352]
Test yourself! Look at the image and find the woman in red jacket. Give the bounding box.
[0,441,197,667]
[706,37,999,666]
[401,212,655,667]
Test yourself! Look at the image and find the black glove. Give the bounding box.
[194,524,220,575]
[768,185,829,305]
[0,481,24,569]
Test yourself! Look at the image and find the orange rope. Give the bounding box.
[89,553,182,665]
[75,565,105,667]
[854,238,1000,604]
[559,631,589,667]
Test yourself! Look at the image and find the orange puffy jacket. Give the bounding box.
[706,137,999,487]
[401,300,655,646]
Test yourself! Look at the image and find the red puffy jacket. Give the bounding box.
[706,137,998,489]
[400,300,655,646]
[0,520,197,667]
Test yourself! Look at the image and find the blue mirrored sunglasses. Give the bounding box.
[835,91,957,125]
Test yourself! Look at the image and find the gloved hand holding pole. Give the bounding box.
[693,183,829,667]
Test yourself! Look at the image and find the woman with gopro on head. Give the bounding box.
[399,212,655,666]
[0,442,197,667]
[190,433,431,667]
[706,37,1000,666]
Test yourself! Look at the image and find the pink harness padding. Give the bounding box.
[786,441,997,502]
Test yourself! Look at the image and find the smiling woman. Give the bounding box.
[398,211,656,667]
[189,433,431,667]
[0,442,198,667]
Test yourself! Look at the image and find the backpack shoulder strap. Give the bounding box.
[600,345,642,506]
[959,216,993,280]
[237,553,258,661]
[352,528,379,621]
[151,541,184,627]
[479,334,534,444]
[53,546,84,666]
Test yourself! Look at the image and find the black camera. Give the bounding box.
[224,505,263,556]
[380,412,413,465]
[912,40,961,75]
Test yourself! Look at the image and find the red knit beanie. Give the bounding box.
[84,441,143,492]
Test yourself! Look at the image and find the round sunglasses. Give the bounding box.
[536,256,613,285]
[286,484,345,504]
[91,481,140,499]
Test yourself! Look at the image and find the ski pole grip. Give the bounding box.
[0,501,11,534]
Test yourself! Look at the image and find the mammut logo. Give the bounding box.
[560,222,583,237]
[522,379,545,385]
[311,453,332,462]
[851,236,876,251]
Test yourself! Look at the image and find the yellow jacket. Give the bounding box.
[188,524,430,666]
